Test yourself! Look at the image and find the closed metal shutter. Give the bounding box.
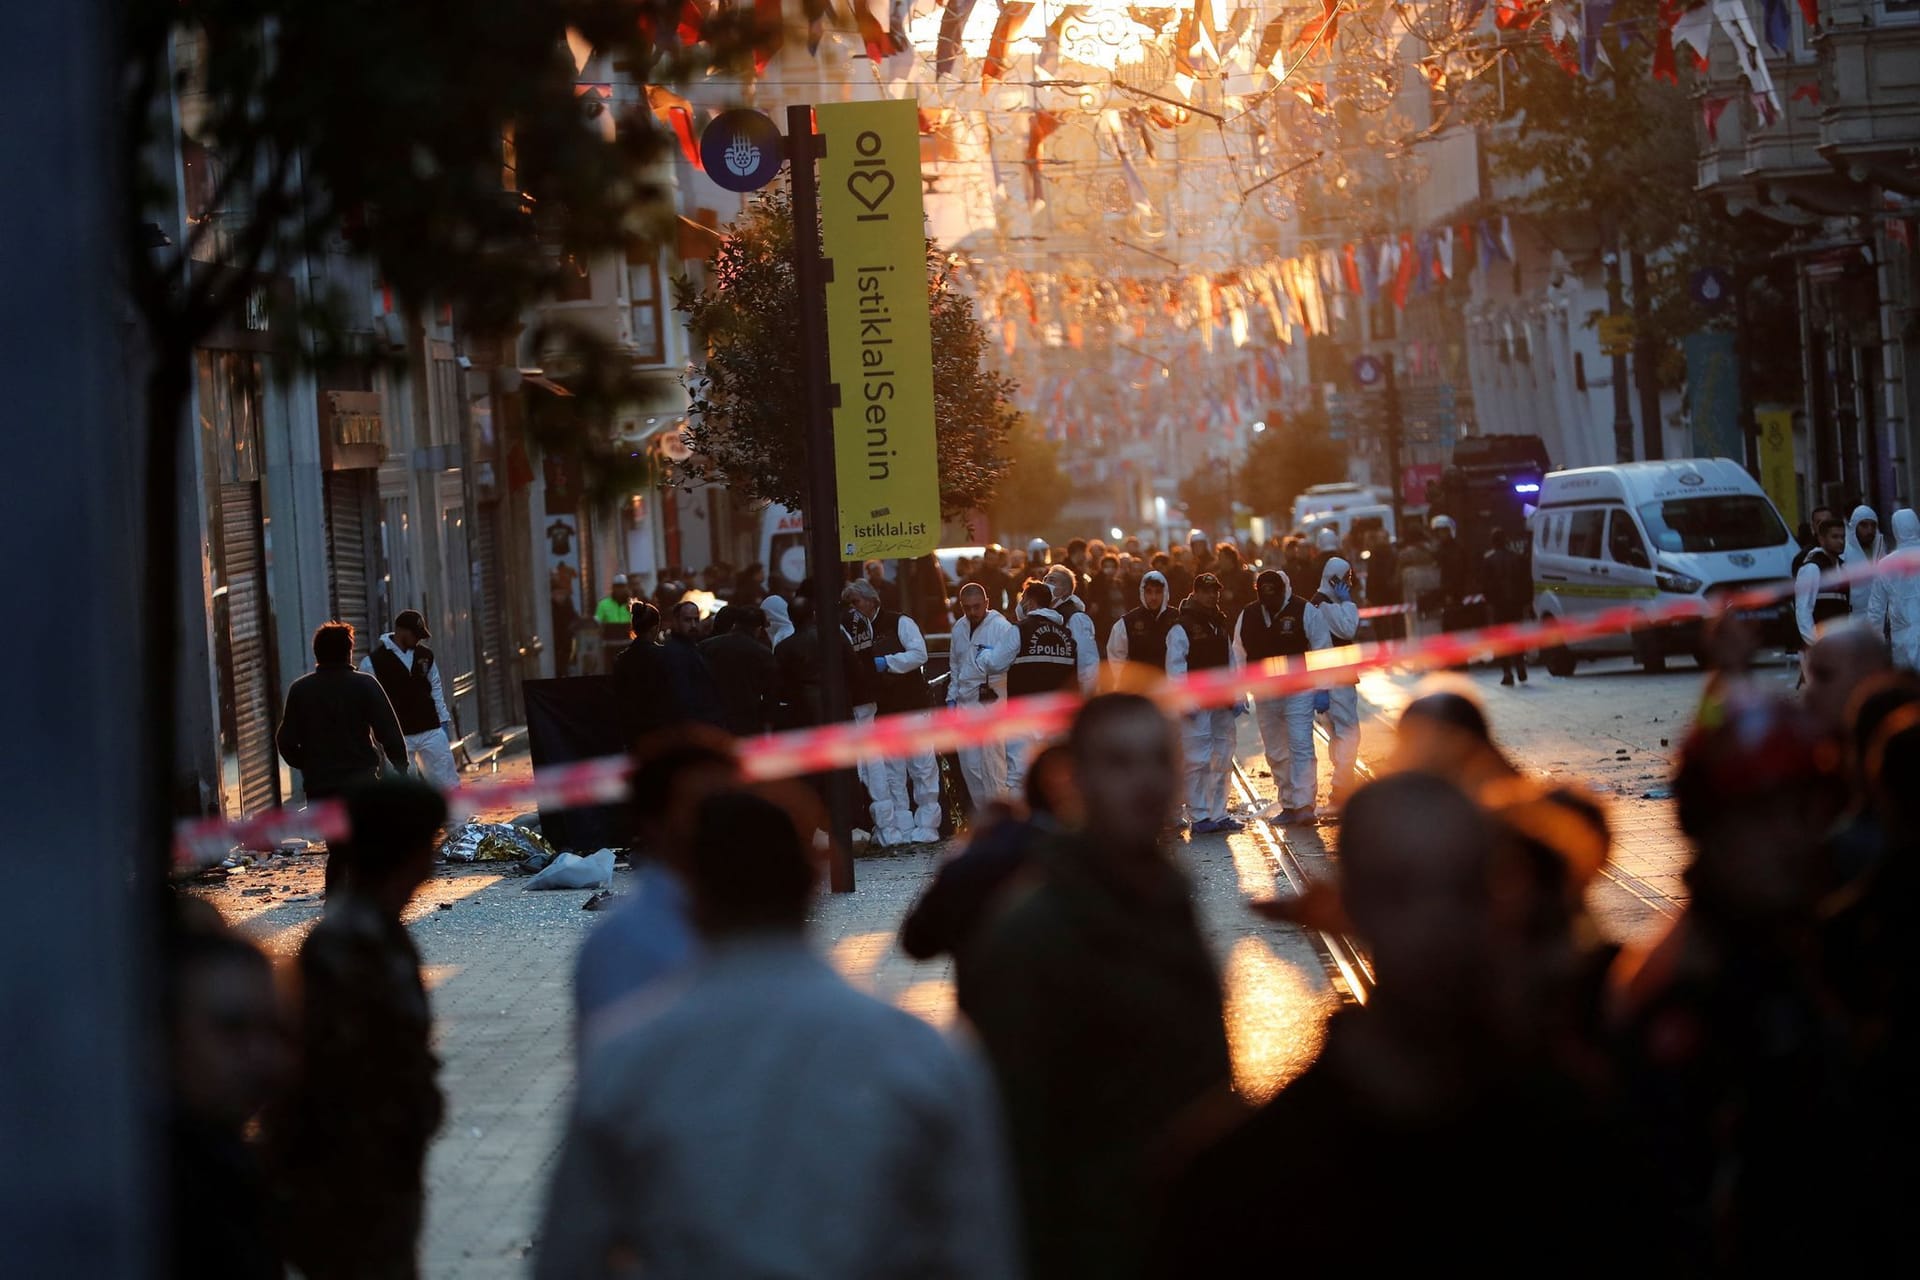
[474,500,512,734]
[220,483,280,816]
[324,471,374,661]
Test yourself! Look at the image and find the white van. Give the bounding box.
[1300,504,1396,550]
[1531,459,1796,674]
[760,504,809,596]
[1290,482,1383,531]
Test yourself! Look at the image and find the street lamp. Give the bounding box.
[1252,420,1266,433]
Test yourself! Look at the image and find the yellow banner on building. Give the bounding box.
[1755,407,1799,530]
[817,98,940,561]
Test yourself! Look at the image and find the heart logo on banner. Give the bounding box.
[847,169,895,212]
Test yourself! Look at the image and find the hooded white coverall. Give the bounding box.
[1232,578,1331,814]
[874,613,941,844]
[1311,557,1363,803]
[1848,505,1891,564]
[947,608,1019,806]
[1868,508,1920,669]
[1167,611,1240,825]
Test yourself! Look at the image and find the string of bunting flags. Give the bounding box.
[970,212,1519,357]
[172,554,1911,871]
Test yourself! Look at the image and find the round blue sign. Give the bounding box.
[1691,267,1732,311]
[700,109,784,193]
[1352,354,1385,389]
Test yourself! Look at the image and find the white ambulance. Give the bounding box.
[1531,459,1796,675]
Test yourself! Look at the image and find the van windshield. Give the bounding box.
[1636,496,1787,553]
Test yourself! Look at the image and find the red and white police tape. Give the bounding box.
[171,555,1906,869]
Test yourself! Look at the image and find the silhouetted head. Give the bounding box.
[1069,693,1178,852]
[686,789,817,935]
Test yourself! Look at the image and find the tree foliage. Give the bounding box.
[127,1,759,496]
[677,188,1017,519]
[1178,467,1235,535]
[986,414,1074,543]
[1487,10,1798,394]
[1241,408,1349,527]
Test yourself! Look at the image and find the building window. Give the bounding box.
[629,250,665,363]
[556,255,593,303]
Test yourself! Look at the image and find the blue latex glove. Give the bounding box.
[1231,700,1249,719]
[1331,580,1351,603]
[873,656,889,672]
[1314,689,1331,714]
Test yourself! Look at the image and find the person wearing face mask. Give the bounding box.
[949,583,1020,808]
[1311,556,1363,810]
[1107,570,1178,669]
[1234,570,1331,824]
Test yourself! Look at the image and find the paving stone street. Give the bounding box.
[194,653,1738,1277]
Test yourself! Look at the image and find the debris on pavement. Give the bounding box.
[582,890,617,912]
[524,849,616,892]
[440,821,557,865]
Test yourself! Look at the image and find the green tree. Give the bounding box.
[677,188,1017,518]
[125,3,757,841]
[987,414,1073,542]
[1241,409,1349,526]
[1178,467,1234,534]
[1487,10,1797,397]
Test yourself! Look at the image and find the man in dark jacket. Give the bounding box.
[1482,526,1532,685]
[277,622,409,801]
[265,780,447,1280]
[699,604,778,737]
[661,601,727,731]
[968,694,1233,1280]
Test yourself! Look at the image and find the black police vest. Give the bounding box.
[1237,598,1310,661]
[1178,606,1232,671]
[369,643,440,734]
[842,609,881,707]
[1806,549,1851,625]
[870,610,929,713]
[1121,606,1176,670]
[1010,614,1079,697]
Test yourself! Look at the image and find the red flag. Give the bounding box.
[984,3,1034,86]
[1540,29,1579,76]
[1702,95,1732,143]
[1652,1,1679,83]
[1294,0,1340,51]
[1791,81,1821,106]
[1392,232,1417,309]
[1797,0,1817,24]
[753,0,783,71]
[645,86,702,169]
[1495,1,1538,30]
[853,0,893,62]
[1341,243,1362,294]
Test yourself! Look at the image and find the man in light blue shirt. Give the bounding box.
[571,731,740,1061]
[540,790,1020,1279]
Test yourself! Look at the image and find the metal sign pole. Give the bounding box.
[788,104,856,892]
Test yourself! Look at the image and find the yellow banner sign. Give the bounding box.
[1755,406,1799,530]
[817,98,940,561]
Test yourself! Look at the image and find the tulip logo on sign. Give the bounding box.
[699,109,783,193]
[725,136,760,178]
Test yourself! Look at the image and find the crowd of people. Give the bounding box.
[594,527,1408,847]
[172,600,1920,1274]
[191,506,1920,1276]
